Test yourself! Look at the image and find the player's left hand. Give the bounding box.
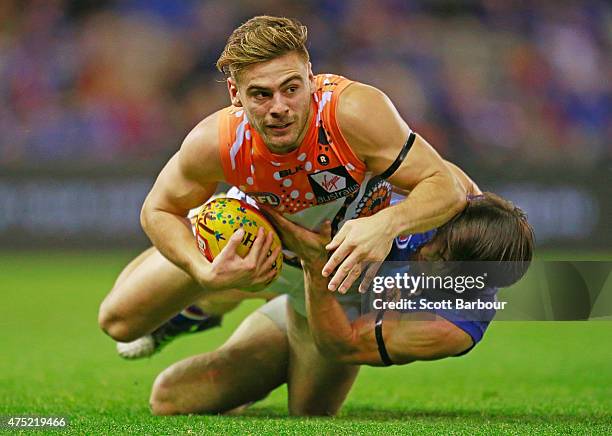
[323,214,395,293]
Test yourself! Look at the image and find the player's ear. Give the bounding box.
[307,62,315,93]
[227,77,242,107]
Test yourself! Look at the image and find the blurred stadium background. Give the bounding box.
[0,0,610,251]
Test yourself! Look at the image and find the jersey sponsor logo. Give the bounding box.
[307,166,359,203]
[311,171,345,192]
[249,192,281,206]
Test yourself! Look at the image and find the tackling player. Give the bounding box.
[147,192,534,415]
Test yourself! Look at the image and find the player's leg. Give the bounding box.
[99,246,211,342]
[149,296,289,415]
[110,247,243,315]
[116,287,281,360]
[285,303,360,416]
[100,245,278,358]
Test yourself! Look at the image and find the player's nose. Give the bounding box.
[269,93,289,117]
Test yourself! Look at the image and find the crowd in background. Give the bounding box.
[1,0,610,168]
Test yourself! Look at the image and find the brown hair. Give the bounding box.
[436,192,535,286]
[216,16,309,79]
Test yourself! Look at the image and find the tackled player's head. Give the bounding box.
[217,16,315,155]
[424,192,535,286]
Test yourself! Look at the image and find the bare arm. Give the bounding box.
[100,112,278,340]
[323,84,469,291]
[392,159,482,233]
[141,111,279,292]
[304,259,472,365]
[263,208,471,365]
[337,83,468,232]
[140,112,223,283]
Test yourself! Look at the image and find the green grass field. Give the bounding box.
[1,251,611,435]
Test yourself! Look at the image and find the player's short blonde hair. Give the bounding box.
[216,16,309,80]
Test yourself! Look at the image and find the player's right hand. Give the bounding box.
[195,227,280,292]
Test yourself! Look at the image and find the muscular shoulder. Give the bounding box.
[336,83,410,173]
[177,110,225,184]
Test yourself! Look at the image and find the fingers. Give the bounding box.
[246,227,266,260]
[262,264,280,284]
[259,205,282,222]
[259,206,299,247]
[256,230,274,265]
[327,251,361,291]
[359,262,382,294]
[337,263,363,294]
[322,240,352,278]
[218,228,245,259]
[325,225,346,251]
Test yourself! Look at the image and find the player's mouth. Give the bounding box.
[267,121,293,133]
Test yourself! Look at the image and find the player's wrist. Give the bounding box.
[301,258,328,286]
[377,207,403,241]
[188,257,216,290]
[302,258,326,274]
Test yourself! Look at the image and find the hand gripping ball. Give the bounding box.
[194,197,283,291]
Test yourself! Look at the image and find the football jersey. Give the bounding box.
[216,74,397,313]
[217,74,393,234]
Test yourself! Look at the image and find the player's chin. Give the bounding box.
[266,136,298,153]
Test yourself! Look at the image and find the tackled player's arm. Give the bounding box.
[323,84,469,292]
[303,259,472,365]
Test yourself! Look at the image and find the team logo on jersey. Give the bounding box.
[395,234,412,250]
[248,192,281,206]
[307,166,359,203]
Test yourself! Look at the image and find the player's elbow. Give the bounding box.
[313,335,361,364]
[441,171,468,216]
[140,198,153,235]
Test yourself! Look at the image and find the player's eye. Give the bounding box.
[252,91,270,100]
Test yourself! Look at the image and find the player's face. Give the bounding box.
[228,52,315,154]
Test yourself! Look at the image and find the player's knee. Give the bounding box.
[98,302,136,342]
[150,370,181,416]
[150,398,178,416]
[150,368,220,416]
